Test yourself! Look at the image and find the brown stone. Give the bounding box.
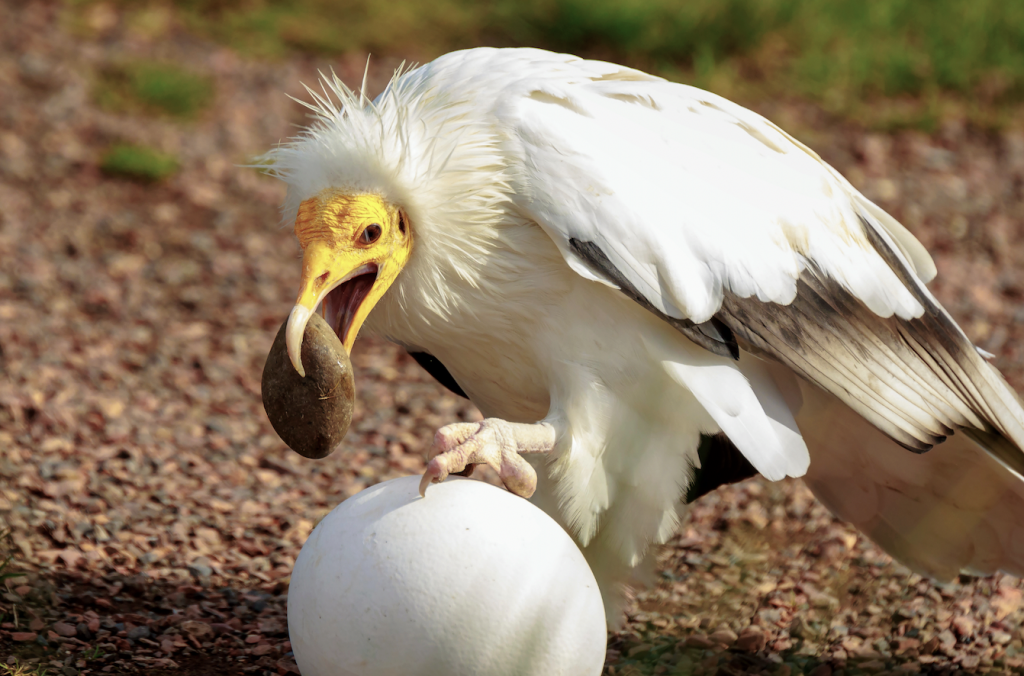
[708,628,738,646]
[895,637,921,654]
[52,621,77,637]
[180,620,213,638]
[960,655,981,669]
[262,313,355,459]
[684,633,714,649]
[951,615,975,637]
[737,626,766,652]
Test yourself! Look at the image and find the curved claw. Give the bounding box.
[419,459,446,496]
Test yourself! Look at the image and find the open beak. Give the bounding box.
[285,241,381,376]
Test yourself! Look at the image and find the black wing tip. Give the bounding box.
[675,318,739,360]
[570,238,739,360]
[892,436,943,454]
[709,318,739,360]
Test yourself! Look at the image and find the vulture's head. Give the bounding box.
[264,69,518,379]
[284,191,412,375]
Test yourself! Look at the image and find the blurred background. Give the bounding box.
[2,1,1024,675]
[67,0,1024,126]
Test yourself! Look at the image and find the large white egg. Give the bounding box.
[288,475,606,676]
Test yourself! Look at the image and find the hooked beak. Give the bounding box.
[285,241,381,376]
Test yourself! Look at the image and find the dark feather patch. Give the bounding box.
[685,433,759,503]
[714,215,1023,465]
[408,351,469,399]
[569,238,738,359]
[718,273,949,452]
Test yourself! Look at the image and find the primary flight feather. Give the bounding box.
[265,47,1024,622]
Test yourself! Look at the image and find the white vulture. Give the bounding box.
[267,47,1024,623]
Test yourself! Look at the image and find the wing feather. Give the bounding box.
[508,72,928,325]
[498,54,1024,475]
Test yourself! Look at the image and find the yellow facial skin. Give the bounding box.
[285,191,412,376]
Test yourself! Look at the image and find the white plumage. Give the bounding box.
[266,47,1024,623]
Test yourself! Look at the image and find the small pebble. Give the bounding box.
[187,561,213,579]
[951,616,975,637]
[960,655,981,669]
[738,626,767,653]
[180,620,213,638]
[991,630,1012,645]
[52,622,77,637]
[126,625,150,640]
[709,628,738,645]
[685,634,714,649]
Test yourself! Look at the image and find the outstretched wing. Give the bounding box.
[502,59,1024,475]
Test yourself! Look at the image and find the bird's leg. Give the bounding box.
[419,419,557,498]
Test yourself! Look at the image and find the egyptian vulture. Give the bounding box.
[266,47,1024,622]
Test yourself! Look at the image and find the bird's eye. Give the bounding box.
[398,212,407,235]
[361,224,382,244]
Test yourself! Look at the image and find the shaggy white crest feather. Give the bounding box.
[265,48,1024,625]
[264,66,520,332]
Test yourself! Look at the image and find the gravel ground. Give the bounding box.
[3,3,1024,675]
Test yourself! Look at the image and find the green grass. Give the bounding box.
[94,60,213,118]
[0,662,49,676]
[783,0,1024,106]
[0,528,19,584]
[494,0,794,69]
[0,531,46,676]
[499,0,1024,123]
[70,0,1024,127]
[172,0,480,60]
[100,144,179,181]
[80,646,106,661]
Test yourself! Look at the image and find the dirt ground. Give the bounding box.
[3,2,1024,675]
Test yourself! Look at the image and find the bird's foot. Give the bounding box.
[419,419,556,498]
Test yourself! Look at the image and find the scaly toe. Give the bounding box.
[499,453,538,498]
